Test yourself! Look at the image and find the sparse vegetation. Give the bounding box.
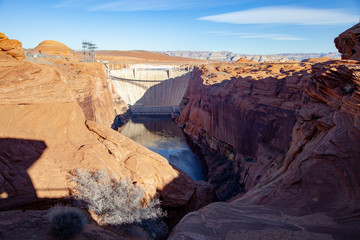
[47,205,87,240]
[69,169,166,226]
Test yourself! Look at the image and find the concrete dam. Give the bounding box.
[110,65,192,115]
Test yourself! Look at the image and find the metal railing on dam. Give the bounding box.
[105,64,193,116]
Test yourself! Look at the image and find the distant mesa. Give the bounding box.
[0,32,25,60]
[301,56,333,63]
[163,50,341,63]
[234,57,256,64]
[335,22,360,61]
[34,40,72,58]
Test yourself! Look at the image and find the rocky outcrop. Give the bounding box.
[0,38,208,225]
[33,40,72,58]
[0,33,25,60]
[335,23,360,60]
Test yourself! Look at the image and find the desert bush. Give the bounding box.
[47,205,87,240]
[69,169,166,226]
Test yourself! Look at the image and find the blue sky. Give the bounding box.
[0,0,359,54]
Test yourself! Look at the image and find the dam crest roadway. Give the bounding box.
[107,63,194,116]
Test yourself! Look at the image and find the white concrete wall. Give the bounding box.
[111,69,190,106]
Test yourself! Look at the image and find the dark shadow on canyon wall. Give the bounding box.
[0,138,47,210]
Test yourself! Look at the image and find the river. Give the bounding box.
[120,116,207,181]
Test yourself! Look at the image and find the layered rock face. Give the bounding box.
[0,33,25,60]
[0,36,209,227]
[335,23,360,60]
[173,52,360,237]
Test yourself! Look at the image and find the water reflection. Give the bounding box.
[120,117,207,181]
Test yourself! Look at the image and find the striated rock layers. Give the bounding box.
[0,37,210,227]
[335,23,360,60]
[0,33,25,60]
[174,57,360,237]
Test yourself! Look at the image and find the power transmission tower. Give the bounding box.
[81,41,98,62]
[88,42,98,62]
[82,40,88,62]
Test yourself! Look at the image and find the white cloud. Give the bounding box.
[236,33,306,41]
[205,31,306,41]
[198,6,358,25]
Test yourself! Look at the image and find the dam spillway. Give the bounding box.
[110,65,192,115]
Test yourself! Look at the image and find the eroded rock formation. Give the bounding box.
[335,23,360,60]
[0,33,25,60]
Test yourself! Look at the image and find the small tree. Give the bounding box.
[69,169,165,226]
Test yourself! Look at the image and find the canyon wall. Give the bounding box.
[178,62,311,200]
